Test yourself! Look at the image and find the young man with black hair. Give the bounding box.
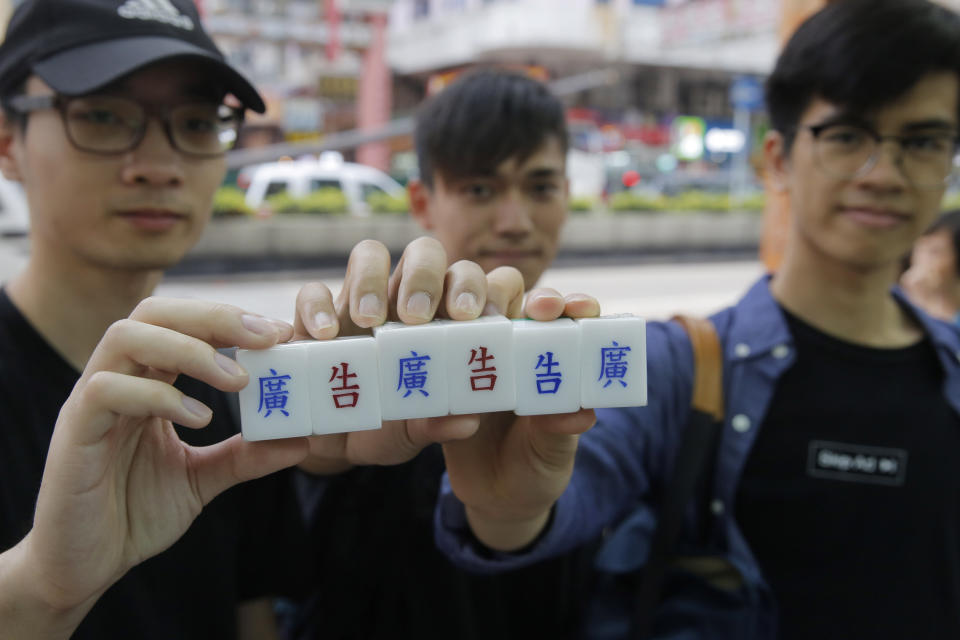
[408,69,569,289]
[0,1,523,637]
[432,1,960,637]
[283,70,596,640]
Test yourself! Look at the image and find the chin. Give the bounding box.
[101,247,192,272]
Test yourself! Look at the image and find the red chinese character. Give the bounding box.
[329,362,360,408]
[468,346,497,391]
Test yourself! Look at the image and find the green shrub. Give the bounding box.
[367,191,410,214]
[669,190,730,212]
[735,192,766,212]
[568,196,596,213]
[265,192,303,214]
[942,191,960,211]
[609,191,666,212]
[297,188,349,215]
[609,189,766,214]
[212,186,253,218]
[267,188,349,215]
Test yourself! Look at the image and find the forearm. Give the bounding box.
[0,537,93,640]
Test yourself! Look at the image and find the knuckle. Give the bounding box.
[104,318,138,343]
[488,265,524,285]
[297,281,331,305]
[83,370,115,400]
[353,238,389,259]
[130,296,160,319]
[449,259,485,277]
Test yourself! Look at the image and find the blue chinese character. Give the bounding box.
[258,368,292,417]
[598,341,631,388]
[397,350,431,398]
[534,351,562,394]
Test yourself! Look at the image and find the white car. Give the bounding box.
[0,177,29,237]
[241,153,405,216]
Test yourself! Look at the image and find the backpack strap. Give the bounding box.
[631,315,724,639]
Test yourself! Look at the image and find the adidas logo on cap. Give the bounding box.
[117,0,194,31]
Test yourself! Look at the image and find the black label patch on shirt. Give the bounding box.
[807,440,908,486]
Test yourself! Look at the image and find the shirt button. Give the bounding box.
[772,344,790,359]
[710,499,725,516]
[734,343,751,358]
[732,414,751,433]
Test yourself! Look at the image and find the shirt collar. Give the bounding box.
[721,275,792,359]
[723,274,960,369]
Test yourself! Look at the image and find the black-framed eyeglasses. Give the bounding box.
[4,94,244,158]
[806,121,960,189]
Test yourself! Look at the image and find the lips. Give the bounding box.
[839,206,910,229]
[479,248,543,260]
[116,208,188,232]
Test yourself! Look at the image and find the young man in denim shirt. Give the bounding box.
[433,1,960,637]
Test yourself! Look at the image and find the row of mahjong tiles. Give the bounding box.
[237,315,647,441]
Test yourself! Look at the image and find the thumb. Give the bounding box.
[190,435,309,505]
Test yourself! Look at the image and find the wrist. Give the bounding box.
[464,505,553,552]
[0,535,94,640]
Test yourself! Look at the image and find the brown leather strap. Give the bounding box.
[632,315,726,639]
[671,315,724,423]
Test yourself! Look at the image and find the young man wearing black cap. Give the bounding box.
[0,1,314,638]
[0,1,525,638]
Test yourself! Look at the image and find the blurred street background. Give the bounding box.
[2,0,959,312]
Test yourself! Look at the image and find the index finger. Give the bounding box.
[338,240,391,333]
[127,297,293,348]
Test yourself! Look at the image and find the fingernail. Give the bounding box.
[270,319,293,333]
[241,314,275,336]
[182,395,212,418]
[483,302,502,316]
[454,292,480,316]
[215,352,244,377]
[406,291,433,320]
[313,311,334,331]
[530,291,563,303]
[358,293,382,319]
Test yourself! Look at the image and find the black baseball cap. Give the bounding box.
[0,0,265,112]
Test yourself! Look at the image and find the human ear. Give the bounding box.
[408,179,435,231]
[0,113,24,182]
[763,130,789,193]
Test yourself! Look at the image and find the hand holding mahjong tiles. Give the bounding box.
[237,315,646,441]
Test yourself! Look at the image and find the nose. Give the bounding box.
[119,118,185,188]
[492,188,534,237]
[857,139,909,190]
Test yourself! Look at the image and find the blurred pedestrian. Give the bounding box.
[901,209,960,323]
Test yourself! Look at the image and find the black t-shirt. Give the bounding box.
[735,308,960,639]
[0,289,310,639]
[283,442,599,640]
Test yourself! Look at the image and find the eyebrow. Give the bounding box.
[810,112,958,134]
[807,112,872,130]
[523,168,564,180]
[900,119,958,133]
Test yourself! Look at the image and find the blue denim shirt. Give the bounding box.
[435,276,960,638]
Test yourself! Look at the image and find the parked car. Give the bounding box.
[0,177,28,236]
[241,153,406,216]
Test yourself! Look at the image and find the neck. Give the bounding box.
[771,238,922,348]
[6,246,163,371]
